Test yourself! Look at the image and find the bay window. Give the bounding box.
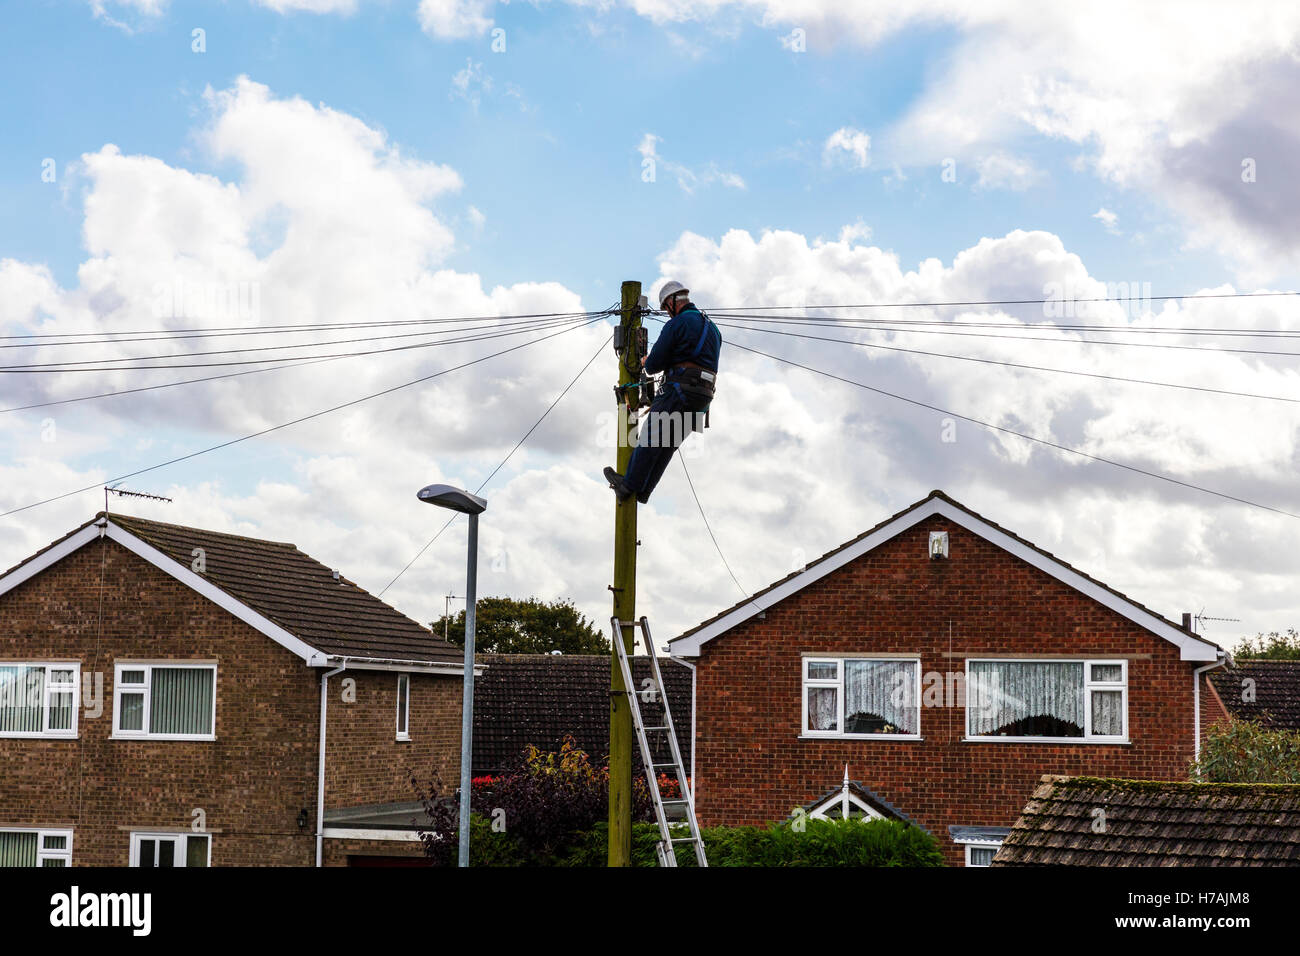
[802,657,921,738]
[966,659,1127,741]
[113,663,216,740]
[0,663,79,738]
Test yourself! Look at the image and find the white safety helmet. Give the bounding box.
[658,280,689,310]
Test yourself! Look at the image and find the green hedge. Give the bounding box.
[463,816,945,867]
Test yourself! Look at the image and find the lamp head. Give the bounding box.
[417,484,487,515]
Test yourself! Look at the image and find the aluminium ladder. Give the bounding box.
[610,616,708,867]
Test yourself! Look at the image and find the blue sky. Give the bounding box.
[3,1,1299,647]
[2,1,1241,303]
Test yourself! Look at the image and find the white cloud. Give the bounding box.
[5,72,1296,660]
[254,0,360,11]
[450,58,492,109]
[637,132,745,194]
[418,0,494,39]
[823,127,871,169]
[1093,207,1120,234]
[974,152,1041,191]
[414,1,1300,279]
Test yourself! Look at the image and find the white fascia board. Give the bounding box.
[0,518,317,664]
[318,658,473,676]
[321,828,423,842]
[672,497,1220,662]
[104,523,323,663]
[0,524,103,600]
[0,520,469,670]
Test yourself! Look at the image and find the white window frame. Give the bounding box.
[0,662,80,739]
[128,831,211,867]
[964,658,1129,743]
[801,656,922,740]
[396,673,410,741]
[112,662,217,741]
[0,827,74,866]
[964,842,1001,867]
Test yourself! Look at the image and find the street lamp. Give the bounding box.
[416,483,487,869]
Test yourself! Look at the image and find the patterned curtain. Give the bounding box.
[844,660,918,734]
[1091,689,1124,735]
[0,832,37,867]
[149,668,214,735]
[968,661,1084,737]
[0,666,43,734]
[807,686,838,731]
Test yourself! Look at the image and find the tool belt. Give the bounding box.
[668,363,717,401]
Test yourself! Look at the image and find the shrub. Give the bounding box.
[1235,629,1300,660]
[414,736,661,865]
[545,818,945,867]
[1192,720,1300,783]
[416,738,944,866]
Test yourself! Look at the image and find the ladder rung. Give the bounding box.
[661,798,688,805]
[644,725,669,732]
[670,837,698,844]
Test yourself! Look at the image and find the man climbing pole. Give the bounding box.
[604,280,721,504]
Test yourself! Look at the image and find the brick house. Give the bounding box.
[0,512,466,867]
[668,490,1229,866]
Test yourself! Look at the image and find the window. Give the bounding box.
[802,657,921,738]
[113,663,215,740]
[129,832,209,868]
[0,663,79,738]
[966,844,1000,867]
[966,659,1127,741]
[396,673,410,741]
[0,829,73,866]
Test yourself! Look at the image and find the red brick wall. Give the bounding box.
[321,836,428,866]
[0,535,460,866]
[323,669,461,808]
[690,514,1209,866]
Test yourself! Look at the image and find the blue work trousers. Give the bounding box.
[623,385,707,501]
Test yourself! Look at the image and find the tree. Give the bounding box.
[434,597,609,654]
[1235,628,1300,660]
[1191,720,1300,784]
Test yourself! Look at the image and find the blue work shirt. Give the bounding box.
[644,305,721,374]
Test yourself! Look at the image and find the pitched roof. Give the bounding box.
[793,779,922,829]
[0,512,460,667]
[1209,661,1300,730]
[994,775,1300,866]
[472,654,692,775]
[670,489,1222,662]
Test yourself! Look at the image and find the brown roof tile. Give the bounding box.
[472,653,692,776]
[104,512,460,666]
[995,775,1300,866]
[1210,661,1300,730]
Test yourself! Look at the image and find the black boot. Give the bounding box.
[603,467,635,504]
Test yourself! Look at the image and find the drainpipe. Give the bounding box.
[316,661,347,867]
[1193,656,1227,764]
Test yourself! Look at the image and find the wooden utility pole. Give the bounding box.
[609,279,642,866]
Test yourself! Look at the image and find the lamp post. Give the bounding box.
[416,483,487,868]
